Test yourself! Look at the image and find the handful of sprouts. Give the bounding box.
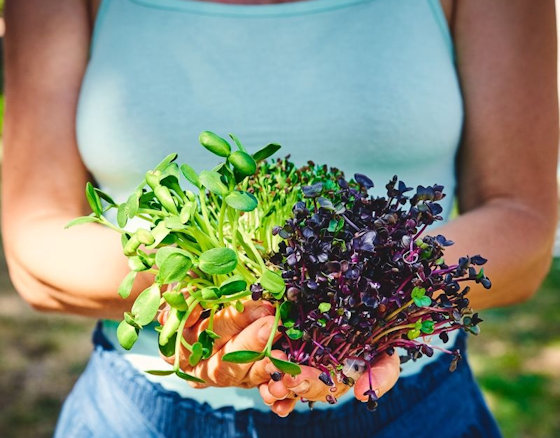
[69,131,490,409]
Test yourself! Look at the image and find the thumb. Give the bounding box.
[192,315,281,385]
[184,300,275,349]
[221,314,280,355]
[354,353,400,402]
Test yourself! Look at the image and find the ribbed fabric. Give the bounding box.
[76,0,465,410]
[54,325,502,438]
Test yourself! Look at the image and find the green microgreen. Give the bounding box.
[69,131,489,409]
[68,131,308,383]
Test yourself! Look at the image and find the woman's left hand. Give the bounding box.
[161,300,290,388]
[259,352,401,417]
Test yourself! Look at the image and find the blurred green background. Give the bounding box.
[0,9,559,438]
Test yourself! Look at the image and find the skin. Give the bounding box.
[2,0,558,418]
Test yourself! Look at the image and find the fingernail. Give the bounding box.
[288,380,310,394]
[283,374,299,386]
[362,388,380,401]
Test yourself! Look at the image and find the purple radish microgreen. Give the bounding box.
[69,132,489,408]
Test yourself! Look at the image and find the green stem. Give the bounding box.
[265,218,273,253]
[384,299,414,322]
[233,261,257,284]
[173,184,188,203]
[240,230,266,270]
[232,216,239,253]
[173,298,199,370]
[181,337,193,352]
[218,202,227,244]
[173,314,189,370]
[187,278,213,287]
[138,208,169,217]
[238,253,261,270]
[264,301,282,355]
[99,217,125,234]
[176,235,202,256]
[368,323,416,345]
[190,267,206,279]
[208,306,217,332]
[190,217,221,249]
[212,290,252,305]
[198,191,214,236]
[208,193,222,221]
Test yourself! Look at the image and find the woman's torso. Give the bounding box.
[77,0,463,411]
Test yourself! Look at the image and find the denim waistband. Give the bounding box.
[89,321,481,438]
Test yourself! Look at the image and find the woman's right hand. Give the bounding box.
[259,352,401,417]
[161,300,291,389]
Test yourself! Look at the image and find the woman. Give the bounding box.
[2,0,557,436]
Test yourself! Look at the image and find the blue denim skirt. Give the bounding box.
[54,323,502,438]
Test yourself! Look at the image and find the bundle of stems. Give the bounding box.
[69,132,489,407]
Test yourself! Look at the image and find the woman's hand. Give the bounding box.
[161,300,291,388]
[259,353,400,417]
[161,298,400,416]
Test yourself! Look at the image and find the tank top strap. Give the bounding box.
[426,0,455,62]
[90,0,111,55]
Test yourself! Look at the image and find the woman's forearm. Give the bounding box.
[0,0,141,319]
[7,196,555,318]
[3,212,153,319]
[434,198,557,311]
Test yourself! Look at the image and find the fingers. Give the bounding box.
[185,303,203,328]
[354,353,400,402]
[267,379,292,399]
[259,383,297,417]
[270,399,297,418]
[264,362,355,404]
[259,383,277,405]
[211,301,275,351]
[177,301,275,370]
[189,315,281,385]
[184,300,275,351]
[245,350,288,386]
[281,366,326,400]
[221,315,278,358]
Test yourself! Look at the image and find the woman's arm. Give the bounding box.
[262,0,559,414]
[439,0,558,310]
[2,3,286,395]
[1,0,153,318]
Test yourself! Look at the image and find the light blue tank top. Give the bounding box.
[77,0,463,411]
